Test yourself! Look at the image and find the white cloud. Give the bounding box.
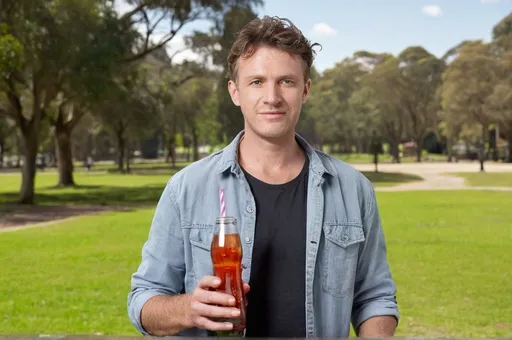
[422,5,443,17]
[114,0,134,15]
[312,23,337,37]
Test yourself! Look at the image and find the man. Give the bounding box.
[128,16,399,338]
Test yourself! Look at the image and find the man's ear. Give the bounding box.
[302,79,311,104]
[228,80,240,106]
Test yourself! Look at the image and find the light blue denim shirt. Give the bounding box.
[127,131,399,337]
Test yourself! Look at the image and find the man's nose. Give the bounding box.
[263,83,282,106]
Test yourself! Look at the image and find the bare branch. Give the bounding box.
[120,2,147,23]
[142,8,152,52]
[172,74,196,87]
[149,9,169,34]
[168,48,189,65]
[123,12,196,63]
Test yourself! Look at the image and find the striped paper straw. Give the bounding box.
[219,189,226,217]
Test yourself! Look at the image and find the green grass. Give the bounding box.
[378,191,512,338]
[0,169,422,207]
[1,190,511,337]
[454,172,512,187]
[75,161,190,173]
[362,171,423,187]
[0,210,150,335]
[334,153,447,164]
[0,172,176,207]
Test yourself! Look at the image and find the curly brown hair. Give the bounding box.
[227,16,321,82]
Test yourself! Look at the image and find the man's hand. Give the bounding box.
[185,275,250,332]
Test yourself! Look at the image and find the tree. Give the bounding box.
[92,68,156,173]
[357,54,407,163]
[488,13,512,162]
[0,2,61,203]
[442,41,500,171]
[170,77,217,161]
[396,47,445,162]
[308,55,368,152]
[187,4,261,141]
[46,1,137,186]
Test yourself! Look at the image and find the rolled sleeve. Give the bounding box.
[351,187,399,331]
[127,181,185,335]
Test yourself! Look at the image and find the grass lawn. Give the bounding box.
[334,153,447,164]
[0,169,422,207]
[454,172,512,187]
[0,190,511,337]
[378,191,512,338]
[363,171,422,187]
[0,172,176,207]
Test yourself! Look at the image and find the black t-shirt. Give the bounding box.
[242,157,309,338]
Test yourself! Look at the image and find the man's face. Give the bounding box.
[228,45,311,140]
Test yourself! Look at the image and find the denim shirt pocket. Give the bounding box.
[322,222,365,299]
[189,225,215,282]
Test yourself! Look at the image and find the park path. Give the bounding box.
[352,162,512,192]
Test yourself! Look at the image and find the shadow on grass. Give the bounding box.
[0,184,165,207]
[0,171,422,210]
[361,171,423,185]
[43,185,104,190]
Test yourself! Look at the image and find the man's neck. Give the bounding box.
[238,131,306,185]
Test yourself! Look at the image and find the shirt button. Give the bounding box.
[246,205,255,213]
[244,236,252,244]
[342,234,349,242]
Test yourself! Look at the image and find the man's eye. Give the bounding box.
[250,80,261,85]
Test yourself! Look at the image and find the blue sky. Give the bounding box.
[116,0,511,73]
[257,0,511,71]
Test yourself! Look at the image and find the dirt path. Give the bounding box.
[352,162,512,192]
[0,205,134,233]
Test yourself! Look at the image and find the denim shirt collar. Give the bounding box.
[217,130,333,178]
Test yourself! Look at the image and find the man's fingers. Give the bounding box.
[243,283,250,294]
[195,288,236,307]
[197,275,222,289]
[195,316,234,331]
[192,301,240,319]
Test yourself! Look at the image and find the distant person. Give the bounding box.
[85,156,93,172]
[37,154,46,171]
[128,16,399,338]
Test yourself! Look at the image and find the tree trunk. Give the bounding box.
[373,151,379,173]
[19,130,38,204]
[126,143,131,173]
[0,138,4,168]
[191,125,199,161]
[390,142,401,163]
[166,137,176,168]
[116,130,125,173]
[507,132,512,163]
[479,125,487,172]
[355,139,361,154]
[54,123,75,187]
[416,138,423,163]
[464,140,472,160]
[447,137,454,163]
[15,132,21,168]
